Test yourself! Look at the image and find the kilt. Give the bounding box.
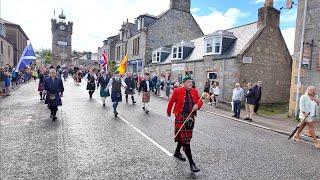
[174,115,194,144]
[100,86,110,97]
[142,92,150,103]
[87,82,96,91]
[111,90,122,102]
[125,87,135,95]
[38,82,45,91]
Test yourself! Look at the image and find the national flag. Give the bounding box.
[99,51,108,69]
[117,53,128,75]
[15,43,36,72]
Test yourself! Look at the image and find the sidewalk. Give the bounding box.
[153,93,320,140]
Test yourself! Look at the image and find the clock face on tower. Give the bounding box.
[59,25,65,31]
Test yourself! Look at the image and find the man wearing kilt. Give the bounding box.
[139,73,152,113]
[167,75,203,173]
[84,67,97,99]
[97,70,111,107]
[124,72,136,104]
[44,69,64,121]
[38,69,46,100]
[106,71,127,116]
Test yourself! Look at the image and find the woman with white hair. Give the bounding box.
[293,86,320,149]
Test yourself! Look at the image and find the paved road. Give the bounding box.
[1,79,320,179]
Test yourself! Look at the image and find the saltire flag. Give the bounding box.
[117,53,128,75]
[15,43,36,72]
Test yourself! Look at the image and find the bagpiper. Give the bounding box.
[106,71,127,116]
[167,75,203,173]
[139,73,152,113]
[97,70,111,107]
[124,72,136,104]
[44,69,64,121]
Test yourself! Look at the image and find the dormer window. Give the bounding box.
[172,46,183,59]
[152,47,171,63]
[205,37,222,55]
[137,19,141,30]
[152,52,161,63]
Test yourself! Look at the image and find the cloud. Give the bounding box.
[191,8,200,14]
[281,27,295,54]
[193,8,248,35]
[2,0,170,52]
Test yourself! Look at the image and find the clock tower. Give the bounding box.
[51,10,73,66]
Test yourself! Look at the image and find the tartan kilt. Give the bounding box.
[174,115,194,144]
[142,92,150,103]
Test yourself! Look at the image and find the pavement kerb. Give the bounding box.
[153,94,317,143]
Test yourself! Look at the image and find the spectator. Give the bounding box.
[212,81,221,107]
[232,83,244,119]
[0,67,4,98]
[244,83,255,122]
[3,68,11,96]
[253,81,262,114]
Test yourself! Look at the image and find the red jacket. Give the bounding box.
[167,87,203,116]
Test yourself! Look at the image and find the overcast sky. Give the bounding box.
[2,0,296,53]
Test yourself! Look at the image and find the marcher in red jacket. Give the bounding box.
[167,75,203,173]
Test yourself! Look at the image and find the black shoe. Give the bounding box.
[173,152,186,161]
[248,118,253,122]
[236,116,240,119]
[52,117,57,121]
[142,107,145,110]
[133,101,136,104]
[190,164,200,173]
[114,111,118,116]
[232,115,236,117]
[145,110,149,114]
[103,103,106,107]
[244,117,250,120]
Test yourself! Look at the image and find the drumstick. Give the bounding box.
[174,93,206,139]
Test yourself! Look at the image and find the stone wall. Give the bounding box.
[5,26,28,66]
[0,36,14,67]
[146,9,203,64]
[127,31,147,61]
[240,27,292,104]
[289,0,320,115]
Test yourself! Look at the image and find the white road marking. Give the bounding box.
[79,84,173,156]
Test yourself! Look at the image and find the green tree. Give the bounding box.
[44,55,51,65]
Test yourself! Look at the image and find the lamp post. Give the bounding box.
[295,0,308,117]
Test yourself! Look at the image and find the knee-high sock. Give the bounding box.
[126,94,128,102]
[183,144,195,165]
[39,92,43,98]
[131,95,135,102]
[175,142,182,153]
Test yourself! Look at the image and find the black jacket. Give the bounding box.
[253,85,262,101]
[245,88,256,105]
[139,80,152,92]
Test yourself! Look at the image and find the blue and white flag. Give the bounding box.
[15,43,36,72]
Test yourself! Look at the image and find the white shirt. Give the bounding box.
[213,87,220,95]
[146,81,150,92]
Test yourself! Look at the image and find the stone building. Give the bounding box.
[101,0,204,73]
[289,0,320,116]
[51,11,73,66]
[98,35,119,63]
[148,0,292,104]
[0,23,14,67]
[0,19,29,66]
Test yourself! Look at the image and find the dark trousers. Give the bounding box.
[254,101,260,113]
[89,90,94,98]
[49,106,58,117]
[125,95,135,103]
[175,142,195,165]
[233,100,241,117]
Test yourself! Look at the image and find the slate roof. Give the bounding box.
[153,22,259,65]
[209,22,258,59]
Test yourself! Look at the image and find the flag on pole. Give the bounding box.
[15,43,36,72]
[99,51,108,69]
[118,53,128,75]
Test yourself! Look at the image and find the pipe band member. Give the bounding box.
[124,72,136,104]
[139,73,152,113]
[97,70,111,107]
[106,71,127,116]
[84,67,97,99]
[167,75,203,173]
[44,69,64,121]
